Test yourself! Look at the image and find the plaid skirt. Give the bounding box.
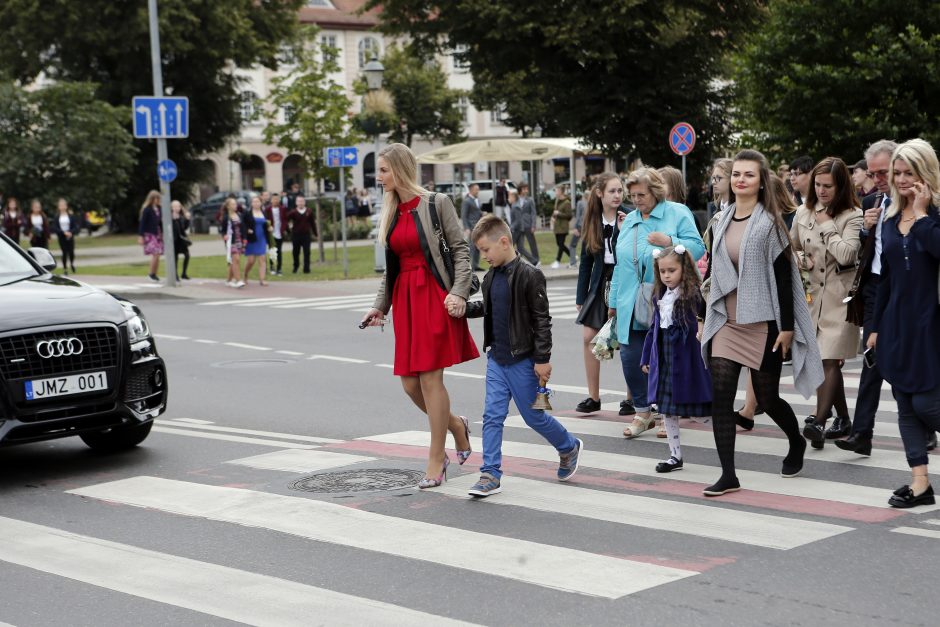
[656,334,711,417]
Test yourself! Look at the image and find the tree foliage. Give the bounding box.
[733,0,940,164]
[263,25,360,261]
[0,82,136,212]
[0,0,303,227]
[364,0,764,172]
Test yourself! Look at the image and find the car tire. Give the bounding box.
[80,420,153,452]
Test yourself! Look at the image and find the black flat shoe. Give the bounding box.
[804,410,832,425]
[781,438,806,477]
[655,456,683,473]
[734,411,755,431]
[825,415,852,439]
[803,423,826,449]
[834,433,872,456]
[576,397,601,413]
[703,476,741,496]
[889,484,935,508]
[619,399,636,416]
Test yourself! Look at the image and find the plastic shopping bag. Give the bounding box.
[590,316,619,361]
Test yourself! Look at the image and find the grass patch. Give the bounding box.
[74,232,570,281]
[25,233,219,251]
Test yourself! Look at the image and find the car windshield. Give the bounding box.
[0,237,40,285]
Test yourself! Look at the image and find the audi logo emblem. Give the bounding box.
[36,338,84,359]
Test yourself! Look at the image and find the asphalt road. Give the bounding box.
[1,277,938,626]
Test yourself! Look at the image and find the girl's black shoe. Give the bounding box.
[655,456,683,473]
[888,484,935,508]
[803,422,826,449]
[703,475,741,496]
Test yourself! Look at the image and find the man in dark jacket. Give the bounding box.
[461,183,483,271]
[287,195,316,273]
[265,191,289,275]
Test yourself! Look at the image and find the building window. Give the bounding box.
[358,37,381,69]
[240,91,259,123]
[321,34,338,63]
[306,0,334,7]
[452,44,471,74]
[489,104,507,125]
[457,96,469,123]
[282,104,296,124]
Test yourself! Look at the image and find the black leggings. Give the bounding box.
[554,233,570,262]
[710,351,802,481]
[58,235,75,270]
[175,244,190,278]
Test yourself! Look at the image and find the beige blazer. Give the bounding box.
[373,193,473,313]
[790,204,864,359]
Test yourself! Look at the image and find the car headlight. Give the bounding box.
[121,302,152,343]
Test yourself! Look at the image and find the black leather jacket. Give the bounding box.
[466,257,552,363]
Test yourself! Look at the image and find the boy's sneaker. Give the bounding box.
[557,438,584,482]
[468,473,502,498]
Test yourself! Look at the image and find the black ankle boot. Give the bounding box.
[835,433,872,456]
[825,415,852,439]
[803,422,825,449]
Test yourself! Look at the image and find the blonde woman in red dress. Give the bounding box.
[362,143,479,488]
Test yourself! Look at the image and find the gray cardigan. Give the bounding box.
[701,203,824,398]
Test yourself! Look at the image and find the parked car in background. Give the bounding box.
[189,191,259,227]
[433,182,470,205]
[468,179,518,212]
[82,209,109,234]
[0,232,167,451]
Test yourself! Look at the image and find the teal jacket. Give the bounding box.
[609,200,705,343]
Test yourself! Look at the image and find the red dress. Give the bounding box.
[390,196,479,376]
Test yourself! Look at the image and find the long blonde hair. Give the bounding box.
[377,143,429,245]
[887,138,940,218]
[139,190,161,219]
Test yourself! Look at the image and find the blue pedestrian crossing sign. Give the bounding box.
[326,146,358,168]
[157,159,178,183]
[133,96,189,139]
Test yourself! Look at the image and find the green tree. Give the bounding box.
[733,0,940,164]
[264,26,360,262]
[0,0,303,229]
[365,0,763,172]
[0,82,136,213]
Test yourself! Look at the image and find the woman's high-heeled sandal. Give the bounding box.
[455,416,472,465]
[623,414,655,439]
[417,455,450,489]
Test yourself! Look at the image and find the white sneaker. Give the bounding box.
[225,280,235,287]
[235,280,246,288]
[550,261,560,269]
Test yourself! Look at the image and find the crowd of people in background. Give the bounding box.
[1,195,84,275]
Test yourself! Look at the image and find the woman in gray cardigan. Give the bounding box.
[700,149,824,497]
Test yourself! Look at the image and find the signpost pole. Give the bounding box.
[340,166,348,278]
[147,0,177,287]
[682,155,687,185]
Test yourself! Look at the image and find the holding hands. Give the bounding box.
[444,293,466,318]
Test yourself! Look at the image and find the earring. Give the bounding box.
[760,186,764,190]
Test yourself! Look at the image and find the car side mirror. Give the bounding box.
[28,247,57,272]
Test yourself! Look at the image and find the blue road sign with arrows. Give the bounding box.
[157,159,178,183]
[133,96,189,139]
[326,146,358,168]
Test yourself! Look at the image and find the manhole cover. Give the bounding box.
[211,359,291,369]
[290,469,425,493]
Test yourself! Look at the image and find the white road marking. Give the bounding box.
[361,431,940,511]
[68,477,695,599]
[153,333,189,341]
[168,418,215,425]
[222,342,272,351]
[444,371,485,380]
[503,416,911,472]
[308,355,369,364]
[151,426,318,449]
[200,296,301,306]
[193,339,218,344]
[0,516,468,626]
[160,420,342,444]
[438,475,852,550]
[275,350,305,356]
[226,450,375,473]
[376,364,394,369]
[230,298,303,307]
[891,527,940,540]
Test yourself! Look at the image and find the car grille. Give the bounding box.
[0,326,120,380]
[123,362,159,402]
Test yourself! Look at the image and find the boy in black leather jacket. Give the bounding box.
[454,215,583,497]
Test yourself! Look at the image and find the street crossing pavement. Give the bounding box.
[199,286,584,319]
[4,403,936,623]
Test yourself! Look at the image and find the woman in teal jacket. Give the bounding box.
[609,168,706,438]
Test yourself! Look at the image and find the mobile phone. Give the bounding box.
[863,347,876,369]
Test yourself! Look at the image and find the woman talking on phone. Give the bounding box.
[361,143,477,489]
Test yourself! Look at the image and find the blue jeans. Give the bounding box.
[481,355,578,480]
[619,329,650,413]
[892,385,940,467]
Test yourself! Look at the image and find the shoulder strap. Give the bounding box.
[426,193,448,252]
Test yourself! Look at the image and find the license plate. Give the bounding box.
[25,371,109,400]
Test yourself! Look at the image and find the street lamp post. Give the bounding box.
[363,56,385,192]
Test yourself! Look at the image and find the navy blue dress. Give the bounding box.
[872,210,940,394]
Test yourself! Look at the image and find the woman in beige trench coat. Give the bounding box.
[790,157,864,448]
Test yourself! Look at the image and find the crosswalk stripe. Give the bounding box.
[437,474,852,550]
[752,414,902,439]
[735,389,898,414]
[151,426,318,449]
[200,296,295,306]
[160,419,342,444]
[226,450,375,473]
[504,416,911,472]
[0,516,469,626]
[67,476,696,598]
[361,431,940,511]
[890,527,940,540]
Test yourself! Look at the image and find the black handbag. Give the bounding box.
[427,194,480,296]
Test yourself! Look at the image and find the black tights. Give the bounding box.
[710,356,803,480]
[554,233,570,262]
[814,359,848,424]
